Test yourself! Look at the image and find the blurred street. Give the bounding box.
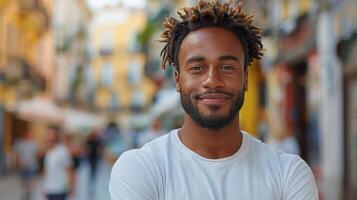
[0,0,356,199]
[0,159,111,200]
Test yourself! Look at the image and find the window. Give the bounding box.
[102,62,113,87]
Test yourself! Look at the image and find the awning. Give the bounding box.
[149,88,183,119]
[17,97,64,124]
[63,109,104,134]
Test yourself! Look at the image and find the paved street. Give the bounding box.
[0,174,22,200]
[0,159,112,200]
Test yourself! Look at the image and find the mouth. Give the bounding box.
[197,93,232,106]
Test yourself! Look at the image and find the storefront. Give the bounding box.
[338,32,357,200]
[266,13,316,160]
[343,50,357,200]
[0,110,28,173]
[0,105,5,174]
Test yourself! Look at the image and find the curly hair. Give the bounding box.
[160,0,263,71]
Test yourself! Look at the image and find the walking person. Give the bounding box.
[85,130,102,191]
[43,126,75,200]
[109,1,318,199]
[14,130,39,200]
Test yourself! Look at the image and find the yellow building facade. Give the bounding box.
[239,62,263,137]
[90,7,156,112]
[0,0,52,165]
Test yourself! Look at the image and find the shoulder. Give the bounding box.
[110,133,172,200]
[244,134,318,199]
[244,132,312,172]
[112,132,171,172]
[243,132,298,164]
[111,131,173,177]
[243,133,318,199]
[111,148,153,173]
[273,151,318,199]
[247,135,312,176]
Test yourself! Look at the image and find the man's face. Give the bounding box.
[176,27,248,129]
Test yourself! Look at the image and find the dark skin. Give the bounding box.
[175,27,248,159]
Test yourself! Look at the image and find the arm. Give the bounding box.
[14,152,24,169]
[68,166,76,196]
[61,146,76,196]
[13,142,23,168]
[282,156,319,200]
[109,150,158,200]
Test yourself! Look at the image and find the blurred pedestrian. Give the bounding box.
[109,1,318,199]
[43,126,75,200]
[86,130,102,184]
[14,130,38,200]
[137,118,164,147]
[101,121,120,146]
[102,121,128,164]
[63,133,82,172]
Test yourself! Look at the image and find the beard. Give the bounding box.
[180,89,245,130]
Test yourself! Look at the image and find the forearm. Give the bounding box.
[68,167,76,194]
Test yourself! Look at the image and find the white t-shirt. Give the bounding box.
[43,144,72,194]
[14,139,38,170]
[110,130,318,200]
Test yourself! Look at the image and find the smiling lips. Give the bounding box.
[198,93,232,106]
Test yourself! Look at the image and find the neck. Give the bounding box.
[179,114,242,159]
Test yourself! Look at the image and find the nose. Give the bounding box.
[201,67,224,89]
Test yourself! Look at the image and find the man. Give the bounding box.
[43,126,75,200]
[110,1,318,199]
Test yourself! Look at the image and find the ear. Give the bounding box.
[243,69,248,91]
[174,70,180,92]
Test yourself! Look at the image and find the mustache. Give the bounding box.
[193,89,234,99]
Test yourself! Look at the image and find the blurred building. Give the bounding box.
[52,0,92,107]
[0,1,355,199]
[338,28,357,200]
[89,4,156,123]
[245,0,357,199]
[0,0,51,173]
[0,0,96,173]
[134,0,194,130]
[0,0,49,106]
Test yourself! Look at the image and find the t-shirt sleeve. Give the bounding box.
[282,156,319,200]
[61,146,73,168]
[109,150,158,200]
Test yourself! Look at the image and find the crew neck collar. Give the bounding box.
[173,129,249,163]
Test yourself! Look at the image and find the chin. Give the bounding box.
[200,106,230,117]
[195,117,233,130]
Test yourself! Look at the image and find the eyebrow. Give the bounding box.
[186,55,240,65]
[186,56,205,64]
[219,55,240,62]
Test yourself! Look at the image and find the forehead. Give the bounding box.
[178,27,244,62]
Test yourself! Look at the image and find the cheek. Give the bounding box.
[179,76,200,91]
[225,75,245,89]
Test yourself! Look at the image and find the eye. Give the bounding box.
[189,65,205,72]
[220,64,235,71]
